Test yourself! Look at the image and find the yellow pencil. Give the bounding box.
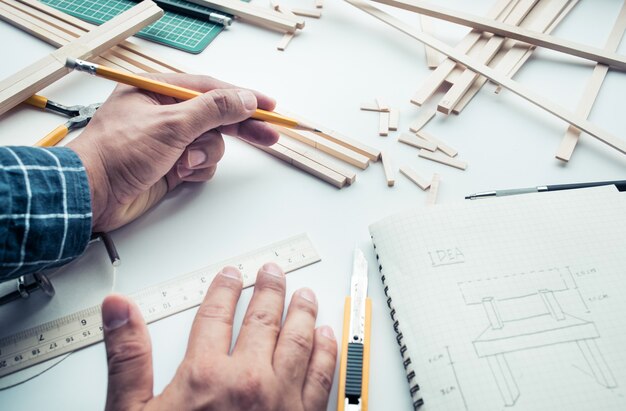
[66,58,319,132]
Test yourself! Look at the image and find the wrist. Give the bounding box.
[68,141,110,232]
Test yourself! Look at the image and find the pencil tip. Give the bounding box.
[313,128,322,133]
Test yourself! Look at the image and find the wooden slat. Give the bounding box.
[0,0,162,116]
[419,149,467,170]
[399,165,431,190]
[381,150,395,186]
[371,0,626,70]
[555,1,626,162]
[346,0,626,155]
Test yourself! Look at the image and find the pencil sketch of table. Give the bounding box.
[458,267,616,407]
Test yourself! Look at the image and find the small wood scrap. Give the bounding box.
[416,130,458,157]
[360,101,388,112]
[398,132,437,151]
[292,8,321,18]
[389,108,400,130]
[418,150,467,171]
[272,2,299,51]
[409,107,436,132]
[379,111,390,136]
[375,97,389,112]
[425,173,440,205]
[381,151,395,186]
[315,0,323,8]
[277,32,295,51]
[399,165,431,190]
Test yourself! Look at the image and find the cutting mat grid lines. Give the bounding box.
[40,0,238,53]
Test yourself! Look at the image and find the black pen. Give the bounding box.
[465,179,626,200]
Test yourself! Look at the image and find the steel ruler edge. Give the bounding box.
[0,233,320,378]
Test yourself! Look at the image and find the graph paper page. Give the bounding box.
[369,186,626,410]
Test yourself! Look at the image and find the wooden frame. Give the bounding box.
[0,0,162,116]
[370,0,626,70]
[346,0,626,155]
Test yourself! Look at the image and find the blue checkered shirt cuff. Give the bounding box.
[0,146,92,281]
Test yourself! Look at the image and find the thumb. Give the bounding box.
[170,88,257,141]
[102,294,154,411]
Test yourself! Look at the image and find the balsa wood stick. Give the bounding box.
[555,1,626,162]
[437,0,538,114]
[411,0,515,106]
[345,0,626,155]
[370,0,626,70]
[453,0,576,113]
[0,0,162,116]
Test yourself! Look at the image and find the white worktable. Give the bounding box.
[0,0,625,409]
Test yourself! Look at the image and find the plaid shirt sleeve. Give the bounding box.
[0,146,92,281]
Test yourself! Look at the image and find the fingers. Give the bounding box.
[219,119,280,146]
[139,73,276,110]
[232,263,286,360]
[273,288,318,386]
[302,326,338,411]
[186,266,243,359]
[165,130,224,190]
[102,294,154,411]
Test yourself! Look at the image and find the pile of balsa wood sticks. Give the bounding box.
[0,0,380,189]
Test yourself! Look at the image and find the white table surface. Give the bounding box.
[0,0,625,409]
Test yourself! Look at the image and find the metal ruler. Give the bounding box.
[0,234,320,378]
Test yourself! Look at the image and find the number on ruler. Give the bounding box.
[80,319,87,326]
[38,334,45,342]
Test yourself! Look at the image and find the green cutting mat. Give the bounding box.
[40,0,229,53]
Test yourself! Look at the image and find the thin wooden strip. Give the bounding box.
[315,0,323,8]
[346,0,626,155]
[360,101,384,112]
[186,0,305,32]
[453,0,574,112]
[291,8,321,18]
[381,150,395,186]
[14,0,190,73]
[0,1,139,73]
[277,138,355,184]
[425,173,440,205]
[555,1,626,162]
[420,14,442,68]
[273,125,370,169]
[398,132,437,151]
[418,149,467,170]
[399,165,431,190]
[416,130,457,157]
[277,32,295,51]
[371,0,626,70]
[379,111,390,136]
[0,0,162,116]
[408,107,436,132]
[389,108,400,130]
[257,142,347,188]
[281,111,382,161]
[375,97,388,111]
[410,0,516,106]
[437,0,538,114]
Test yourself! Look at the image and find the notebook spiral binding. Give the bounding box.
[373,241,424,410]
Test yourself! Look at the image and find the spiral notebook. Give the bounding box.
[369,186,626,410]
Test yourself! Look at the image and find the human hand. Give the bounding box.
[101,262,338,411]
[68,74,279,232]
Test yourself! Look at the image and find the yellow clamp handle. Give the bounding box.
[35,125,69,147]
[337,296,372,411]
[25,95,48,110]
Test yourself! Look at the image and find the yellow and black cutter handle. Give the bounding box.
[337,297,371,411]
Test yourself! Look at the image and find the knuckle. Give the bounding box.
[307,366,334,394]
[232,369,276,410]
[106,339,150,376]
[195,301,232,325]
[205,90,235,120]
[180,360,217,390]
[282,330,313,355]
[258,277,286,296]
[245,309,280,332]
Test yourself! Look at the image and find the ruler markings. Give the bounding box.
[0,234,319,378]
